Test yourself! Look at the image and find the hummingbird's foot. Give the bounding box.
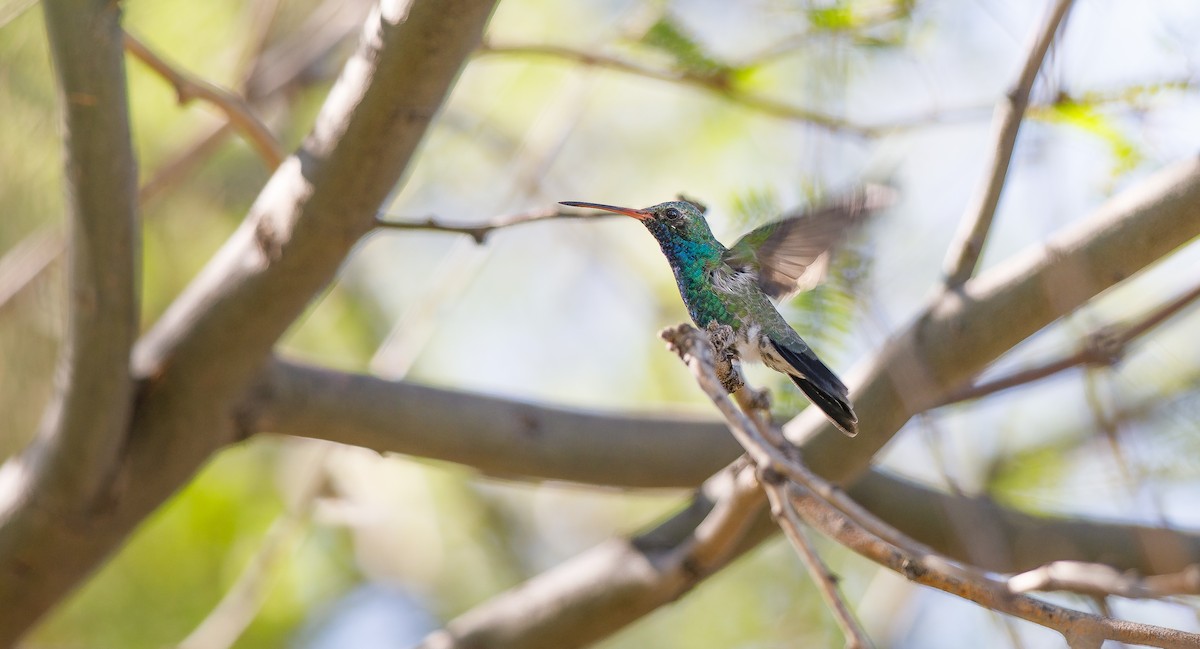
[705,321,736,356]
[704,322,745,392]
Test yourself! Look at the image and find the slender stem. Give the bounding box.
[0,228,64,313]
[941,0,1075,287]
[478,42,875,136]
[768,485,872,649]
[124,31,285,169]
[375,207,616,244]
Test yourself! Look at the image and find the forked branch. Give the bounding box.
[663,323,1200,649]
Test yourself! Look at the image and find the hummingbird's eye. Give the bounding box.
[663,207,682,221]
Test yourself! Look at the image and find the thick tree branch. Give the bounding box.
[0,0,140,636]
[417,461,777,649]
[251,357,1200,576]
[799,154,1200,483]
[942,0,1074,287]
[0,1,498,643]
[253,357,743,488]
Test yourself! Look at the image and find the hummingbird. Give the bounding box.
[562,189,888,436]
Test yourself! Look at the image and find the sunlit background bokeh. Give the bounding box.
[2,0,1200,647]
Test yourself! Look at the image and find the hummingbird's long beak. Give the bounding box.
[560,201,652,221]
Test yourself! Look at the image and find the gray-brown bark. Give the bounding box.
[4,1,1199,646]
[0,1,498,643]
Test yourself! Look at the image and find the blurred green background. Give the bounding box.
[2,0,1200,647]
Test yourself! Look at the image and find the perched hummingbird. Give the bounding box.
[562,189,888,436]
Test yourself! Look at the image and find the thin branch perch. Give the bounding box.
[375,207,617,244]
[665,322,1200,649]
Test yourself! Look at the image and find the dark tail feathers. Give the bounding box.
[773,342,858,437]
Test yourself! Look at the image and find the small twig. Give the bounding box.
[0,228,65,314]
[941,0,1075,288]
[374,207,617,244]
[478,41,876,136]
[1009,561,1200,599]
[940,280,1200,405]
[767,483,872,649]
[0,0,39,30]
[179,454,328,649]
[123,31,285,169]
[139,122,235,204]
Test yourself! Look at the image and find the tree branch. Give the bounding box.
[658,324,872,648]
[252,357,744,488]
[477,41,876,136]
[0,0,140,635]
[375,207,616,244]
[940,278,1200,405]
[786,483,1200,649]
[417,460,777,649]
[123,31,285,170]
[799,154,1200,484]
[941,0,1075,287]
[0,228,64,314]
[0,0,499,643]
[1009,561,1200,599]
[250,356,1200,576]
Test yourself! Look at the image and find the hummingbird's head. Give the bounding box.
[560,199,717,246]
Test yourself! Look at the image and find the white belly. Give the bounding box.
[734,324,764,364]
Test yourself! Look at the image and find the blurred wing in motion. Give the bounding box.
[724,184,895,300]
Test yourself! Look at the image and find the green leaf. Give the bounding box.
[1035,100,1144,176]
[639,15,737,82]
[808,5,859,31]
